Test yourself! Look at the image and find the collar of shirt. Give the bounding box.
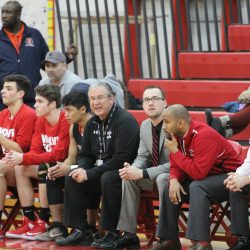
[4,23,24,54]
[152,120,163,136]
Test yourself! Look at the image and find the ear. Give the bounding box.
[17,90,25,99]
[178,119,185,129]
[110,95,115,102]
[163,100,167,108]
[80,105,87,113]
[49,100,57,109]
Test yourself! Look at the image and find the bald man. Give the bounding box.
[153,104,242,250]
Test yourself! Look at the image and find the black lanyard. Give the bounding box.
[97,105,116,159]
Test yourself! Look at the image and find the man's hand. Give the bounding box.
[164,133,178,153]
[238,88,250,104]
[48,162,70,180]
[119,162,143,180]
[66,43,78,60]
[223,172,236,186]
[224,172,250,192]
[69,168,87,183]
[3,150,23,167]
[169,178,187,204]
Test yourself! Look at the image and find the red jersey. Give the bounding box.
[170,120,243,181]
[0,104,36,155]
[22,111,70,165]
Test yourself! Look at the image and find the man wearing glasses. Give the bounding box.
[56,81,140,246]
[101,86,171,249]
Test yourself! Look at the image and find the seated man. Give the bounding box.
[205,87,250,138]
[224,148,250,250]
[0,75,36,237]
[35,89,100,241]
[39,50,82,99]
[5,84,70,240]
[55,81,140,246]
[103,86,170,249]
[158,104,242,250]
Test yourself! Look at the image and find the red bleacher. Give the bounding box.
[178,52,250,79]
[128,79,250,108]
[228,24,250,51]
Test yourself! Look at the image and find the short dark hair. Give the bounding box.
[2,74,31,98]
[165,104,191,124]
[62,91,90,112]
[143,85,166,99]
[5,1,22,14]
[34,84,61,108]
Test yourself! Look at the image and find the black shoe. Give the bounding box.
[56,228,93,246]
[151,239,182,250]
[227,236,250,250]
[205,109,214,126]
[93,231,104,241]
[91,232,119,249]
[205,109,225,136]
[100,234,140,249]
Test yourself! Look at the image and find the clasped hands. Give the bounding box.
[224,172,250,192]
[119,162,143,180]
[2,150,23,167]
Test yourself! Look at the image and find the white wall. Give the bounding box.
[0,0,48,39]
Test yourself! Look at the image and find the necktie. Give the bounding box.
[152,126,159,196]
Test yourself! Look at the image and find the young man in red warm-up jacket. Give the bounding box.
[4,84,70,240]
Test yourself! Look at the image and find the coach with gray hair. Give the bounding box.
[56,81,139,246]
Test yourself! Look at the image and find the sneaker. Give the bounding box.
[92,232,119,249]
[205,109,214,127]
[205,109,225,136]
[151,239,182,250]
[35,224,68,241]
[22,218,49,240]
[227,236,250,250]
[56,228,93,246]
[100,234,140,249]
[5,216,35,239]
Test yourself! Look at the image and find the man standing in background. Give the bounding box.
[39,50,82,99]
[0,0,77,108]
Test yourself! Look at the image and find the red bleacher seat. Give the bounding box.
[128,79,250,108]
[178,52,250,79]
[228,25,250,51]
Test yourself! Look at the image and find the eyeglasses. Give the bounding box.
[89,95,110,103]
[143,96,164,104]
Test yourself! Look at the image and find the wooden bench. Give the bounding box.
[128,79,250,108]
[178,52,250,79]
[228,25,250,51]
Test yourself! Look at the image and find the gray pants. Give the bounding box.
[117,173,169,237]
[230,185,250,237]
[158,174,229,242]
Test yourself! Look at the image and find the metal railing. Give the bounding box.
[55,0,250,82]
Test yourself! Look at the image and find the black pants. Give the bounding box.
[46,177,65,205]
[158,174,229,242]
[63,169,121,232]
[230,185,250,237]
